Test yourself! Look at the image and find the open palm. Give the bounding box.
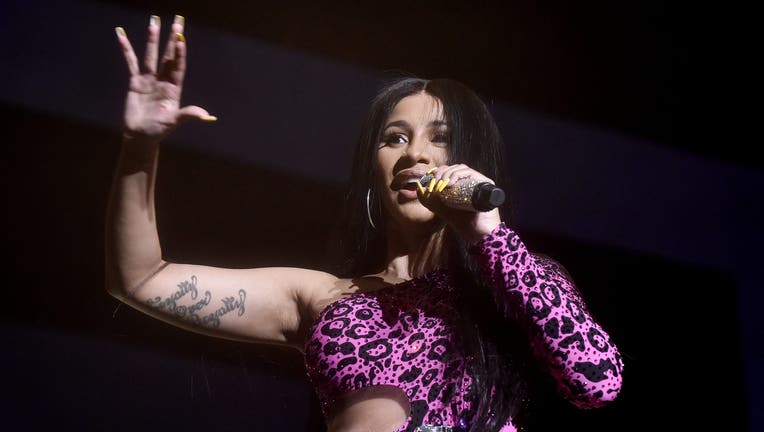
[115,15,213,140]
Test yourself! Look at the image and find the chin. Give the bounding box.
[380,192,440,229]
[385,203,439,229]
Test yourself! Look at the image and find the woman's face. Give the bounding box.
[376,92,449,228]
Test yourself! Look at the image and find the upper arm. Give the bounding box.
[109,261,338,350]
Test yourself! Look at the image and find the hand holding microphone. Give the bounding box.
[417,165,505,212]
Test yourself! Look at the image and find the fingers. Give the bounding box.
[416,167,443,206]
[159,15,186,84]
[415,178,430,203]
[414,172,447,210]
[431,164,493,188]
[169,32,187,85]
[115,14,181,77]
[418,164,494,201]
[144,15,160,74]
[176,105,217,124]
[417,164,503,238]
[162,15,184,63]
[114,26,140,76]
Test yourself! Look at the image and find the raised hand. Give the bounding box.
[114,15,215,142]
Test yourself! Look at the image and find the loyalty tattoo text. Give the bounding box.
[145,276,246,328]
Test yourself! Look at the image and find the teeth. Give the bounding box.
[405,179,419,184]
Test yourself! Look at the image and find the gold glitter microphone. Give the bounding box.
[419,173,505,212]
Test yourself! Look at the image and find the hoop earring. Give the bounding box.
[366,188,377,229]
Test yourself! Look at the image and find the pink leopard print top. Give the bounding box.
[304,223,623,431]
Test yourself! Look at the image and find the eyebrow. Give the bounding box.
[383,119,449,130]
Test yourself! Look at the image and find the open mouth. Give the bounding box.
[399,179,419,191]
[391,168,427,192]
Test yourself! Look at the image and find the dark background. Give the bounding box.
[2,1,758,431]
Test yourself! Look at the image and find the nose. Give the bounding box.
[403,135,431,164]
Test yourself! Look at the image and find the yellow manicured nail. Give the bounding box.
[426,167,437,174]
[174,15,185,26]
[175,32,185,42]
[150,15,160,27]
[200,115,217,122]
[115,27,126,37]
[436,179,450,193]
[416,182,425,194]
[427,178,436,193]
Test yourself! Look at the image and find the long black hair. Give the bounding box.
[331,77,533,430]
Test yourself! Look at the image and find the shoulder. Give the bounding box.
[303,274,397,320]
[301,275,356,321]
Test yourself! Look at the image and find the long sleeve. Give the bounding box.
[471,223,623,409]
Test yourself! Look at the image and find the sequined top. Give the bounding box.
[304,223,623,431]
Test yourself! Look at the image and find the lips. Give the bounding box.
[391,168,428,191]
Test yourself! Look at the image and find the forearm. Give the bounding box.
[105,135,166,295]
[471,223,623,408]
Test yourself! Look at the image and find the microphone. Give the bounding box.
[419,173,505,212]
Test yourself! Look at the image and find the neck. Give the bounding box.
[381,221,448,281]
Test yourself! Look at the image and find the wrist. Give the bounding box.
[471,225,500,245]
[464,215,502,245]
[467,221,510,256]
[121,131,162,147]
[118,133,162,174]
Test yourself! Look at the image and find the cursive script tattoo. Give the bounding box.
[191,290,246,328]
[146,276,204,313]
[144,276,247,329]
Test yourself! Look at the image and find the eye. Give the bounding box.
[431,132,450,147]
[381,132,408,147]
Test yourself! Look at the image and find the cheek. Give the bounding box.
[375,150,397,185]
[433,147,449,165]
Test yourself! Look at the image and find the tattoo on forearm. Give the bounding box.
[145,276,247,329]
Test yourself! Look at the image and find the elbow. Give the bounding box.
[104,264,129,300]
[103,255,122,296]
[567,361,624,409]
[575,379,622,409]
[103,247,129,298]
[103,257,168,300]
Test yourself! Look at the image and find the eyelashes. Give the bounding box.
[380,132,450,147]
[431,133,450,144]
[381,132,408,146]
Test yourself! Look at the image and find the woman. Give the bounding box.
[107,15,623,432]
